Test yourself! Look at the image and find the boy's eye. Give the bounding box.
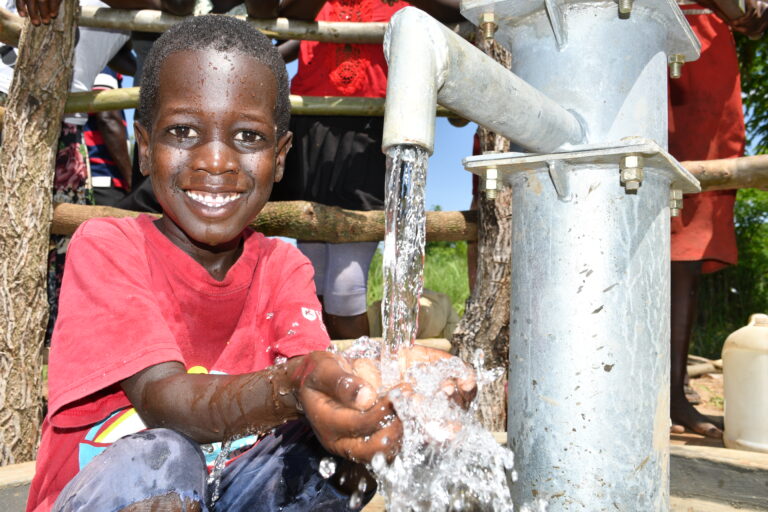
[168,126,198,139]
[234,130,264,143]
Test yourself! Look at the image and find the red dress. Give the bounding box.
[290,0,406,98]
[669,7,745,273]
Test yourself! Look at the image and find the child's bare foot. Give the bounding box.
[670,393,722,438]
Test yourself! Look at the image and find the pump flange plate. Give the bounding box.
[460,0,700,62]
[462,138,701,193]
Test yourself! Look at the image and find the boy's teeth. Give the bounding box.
[185,191,241,207]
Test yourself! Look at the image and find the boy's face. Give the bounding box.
[135,49,291,249]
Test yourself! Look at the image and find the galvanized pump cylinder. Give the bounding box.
[506,165,672,510]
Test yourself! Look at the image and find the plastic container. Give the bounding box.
[722,313,768,453]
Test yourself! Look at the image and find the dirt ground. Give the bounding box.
[689,371,724,418]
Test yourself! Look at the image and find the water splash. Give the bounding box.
[371,145,542,510]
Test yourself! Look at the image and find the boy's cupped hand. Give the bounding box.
[292,347,477,463]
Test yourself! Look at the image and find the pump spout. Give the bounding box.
[382,7,584,155]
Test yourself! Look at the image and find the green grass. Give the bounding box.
[690,189,768,359]
[367,241,470,317]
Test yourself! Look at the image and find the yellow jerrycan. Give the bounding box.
[722,313,768,453]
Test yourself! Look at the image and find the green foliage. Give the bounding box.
[367,240,471,317]
[691,189,768,358]
[367,204,471,317]
[736,34,768,154]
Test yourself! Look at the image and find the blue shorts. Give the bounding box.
[52,420,369,512]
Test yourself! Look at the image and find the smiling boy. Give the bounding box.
[26,15,474,512]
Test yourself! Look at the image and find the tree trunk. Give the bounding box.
[452,36,513,432]
[0,0,77,464]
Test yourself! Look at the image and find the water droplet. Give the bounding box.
[291,321,299,327]
[318,457,337,479]
[287,330,296,335]
[265,312,274,319]
[371,452,387,472]
[357,478,368,493]
[348,492,362,509]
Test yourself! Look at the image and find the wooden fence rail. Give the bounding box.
[60,87,456,116]
[0,6,472,46]
[50,155,768,241]
[51,201,478,241]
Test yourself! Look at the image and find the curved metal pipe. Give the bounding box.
[382,7,584,155]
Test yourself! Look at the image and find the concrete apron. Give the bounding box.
[3,441,766,511]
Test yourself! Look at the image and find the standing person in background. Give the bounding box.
[84,69,133,206]
[669,0,767,438]
[272,0,462,340]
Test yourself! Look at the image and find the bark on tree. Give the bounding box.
[451,36,513,432]
[0,1,77,464]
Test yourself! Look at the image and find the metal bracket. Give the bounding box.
[544,0,567,49]
[547,159,572,200]
[462,137,701,194]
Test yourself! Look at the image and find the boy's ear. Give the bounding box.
[274,131,293,183]
[134,121,151,177]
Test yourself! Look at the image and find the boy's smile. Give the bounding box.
[135,49,292,266]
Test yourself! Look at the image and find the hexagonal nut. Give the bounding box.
[670,208,681,217]
[621,167,643,183]
[624,179,641,191]
[620,154,644,170]
[668,54,685,66]
[479,12,497,25]
[618,0,633,14]
[670,189,683,201]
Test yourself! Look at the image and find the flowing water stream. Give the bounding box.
[362,144,539,511]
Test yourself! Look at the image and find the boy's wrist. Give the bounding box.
[274,355,306,414]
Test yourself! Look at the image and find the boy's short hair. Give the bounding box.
[137,15,291,137]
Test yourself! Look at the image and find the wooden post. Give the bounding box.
[451,37,513,432]
[0,0,77,464]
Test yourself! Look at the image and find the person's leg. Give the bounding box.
[297,241,328,303]
[215,420,373,512]
[53,429,208,512]
[670,260,722,438]
[323,242,379,340]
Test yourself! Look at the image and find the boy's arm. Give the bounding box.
[121,351,400,462]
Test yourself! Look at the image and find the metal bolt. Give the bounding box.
[485,167,498,200]
[618,0,633,16]
[480,12,498,42]
[669,188,683,217]
[668,54,685,79]
[620,154,644,191]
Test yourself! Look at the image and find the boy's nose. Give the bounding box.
[193,140,239,175]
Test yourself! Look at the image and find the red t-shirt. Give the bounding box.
[27,215,330,511]
[669,8,745,272]
[289,0,408,97]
